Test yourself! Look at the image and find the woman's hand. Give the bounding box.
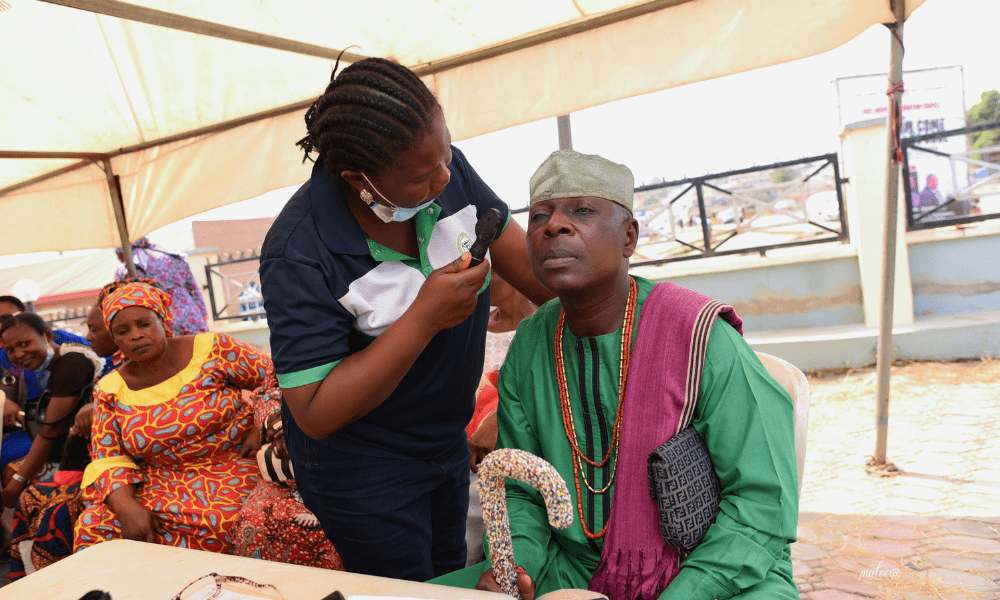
[272,431,289,460]
[411,253,490,335]
[239,425,262,458]
[476,567,536,600]
[3,397,24,428]
[108,485,165,543]
[2,479,27,509]
[262,411,282,444]
[261,410,288,458]
[69,403,95,437]
[280,253,491,440]
[468,411,498,473]
[117,501,166,544]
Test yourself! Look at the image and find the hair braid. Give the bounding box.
[298,57,441,178]
[361,58,436,106]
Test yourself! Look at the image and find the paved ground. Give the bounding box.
[794,359,1000,599]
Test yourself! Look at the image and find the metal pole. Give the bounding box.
[557,115,573,150]
[695,182,712,256]
[39,0,367,62]
[102,159,136,278]
[873,0,905,468]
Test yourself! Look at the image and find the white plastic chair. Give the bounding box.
[755,352,810,495]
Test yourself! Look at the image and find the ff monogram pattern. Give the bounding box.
[647,426,721,555]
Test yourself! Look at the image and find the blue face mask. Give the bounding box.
[361,173,438,223]
[33,344,55,391]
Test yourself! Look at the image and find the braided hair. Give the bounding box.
[297,57,441,179]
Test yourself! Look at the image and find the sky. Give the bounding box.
[2,0,997,269]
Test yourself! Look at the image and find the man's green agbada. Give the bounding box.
[436,150,799,600]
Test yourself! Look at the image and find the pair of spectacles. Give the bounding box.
[172,573,288,600]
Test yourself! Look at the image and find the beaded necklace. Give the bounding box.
[554,276,637,539]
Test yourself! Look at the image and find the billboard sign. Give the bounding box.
[836,66,968,218]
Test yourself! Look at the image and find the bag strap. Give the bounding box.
[33,383,94,439]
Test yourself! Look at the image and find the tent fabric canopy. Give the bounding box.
[0,0,923,255]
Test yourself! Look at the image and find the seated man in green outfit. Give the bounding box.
[433,150,799,600]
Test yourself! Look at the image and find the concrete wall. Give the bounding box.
[661,255,865,333]
[909,233,1000,317]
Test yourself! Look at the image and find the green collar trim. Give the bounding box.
[366,203,441,276]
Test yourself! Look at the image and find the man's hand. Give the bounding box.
[3,397,24,428]
[476,567,536,600]
[468,410,498,473]
[69,403,95,437]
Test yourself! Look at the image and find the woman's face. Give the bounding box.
[1,323,52,370]
[365,110,453,208]
[110,306,167,362]
[0,301,21,318]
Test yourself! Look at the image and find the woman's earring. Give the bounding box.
[360,189,374,206]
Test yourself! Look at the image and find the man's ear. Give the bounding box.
[622,215,640,259]
[340,170,366,193]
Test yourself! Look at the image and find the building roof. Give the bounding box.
[192,217,274,256]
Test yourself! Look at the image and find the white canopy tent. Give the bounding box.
[1,0,924,257]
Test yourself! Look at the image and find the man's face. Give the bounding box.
[86,306,117,358]
[526,196,637,296]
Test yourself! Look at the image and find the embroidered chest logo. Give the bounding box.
[457,232,473,254]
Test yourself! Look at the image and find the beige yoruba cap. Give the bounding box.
[529,150,634,212]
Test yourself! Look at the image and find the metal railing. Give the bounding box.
[204,250,267,321]
[39,307,89,337]
[516,153,848,266]
[903,120,1000,231]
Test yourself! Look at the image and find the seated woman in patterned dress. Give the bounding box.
[1,312,104,509]
[8,301,120,581]
[229,367,344,570]
[75,281,270,553]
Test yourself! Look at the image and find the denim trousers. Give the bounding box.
[285,407,471,581]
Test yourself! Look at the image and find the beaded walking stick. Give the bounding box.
[478,448,574,599]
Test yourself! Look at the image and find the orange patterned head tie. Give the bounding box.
[102,281,175,337]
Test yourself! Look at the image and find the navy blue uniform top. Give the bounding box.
[260,147,509,459]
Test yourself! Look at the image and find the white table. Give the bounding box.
[0,540,504,600]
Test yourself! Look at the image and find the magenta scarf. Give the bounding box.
[588,282,742,600]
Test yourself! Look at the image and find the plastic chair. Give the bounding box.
[755,352,810,495]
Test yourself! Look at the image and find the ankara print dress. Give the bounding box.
[229,369,344,570]
[75,333,269,553]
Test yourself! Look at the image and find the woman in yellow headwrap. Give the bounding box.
[75,281,270,553]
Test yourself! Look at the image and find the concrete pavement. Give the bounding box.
[793,359,1000,599]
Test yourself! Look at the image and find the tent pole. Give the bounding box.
[38,0,366,62]
[102,159,136,278]
[557,115,573,150]
[872,0,906,469]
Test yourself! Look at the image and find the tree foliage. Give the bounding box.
[770,166,797,184]
[966,90,1000,165]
